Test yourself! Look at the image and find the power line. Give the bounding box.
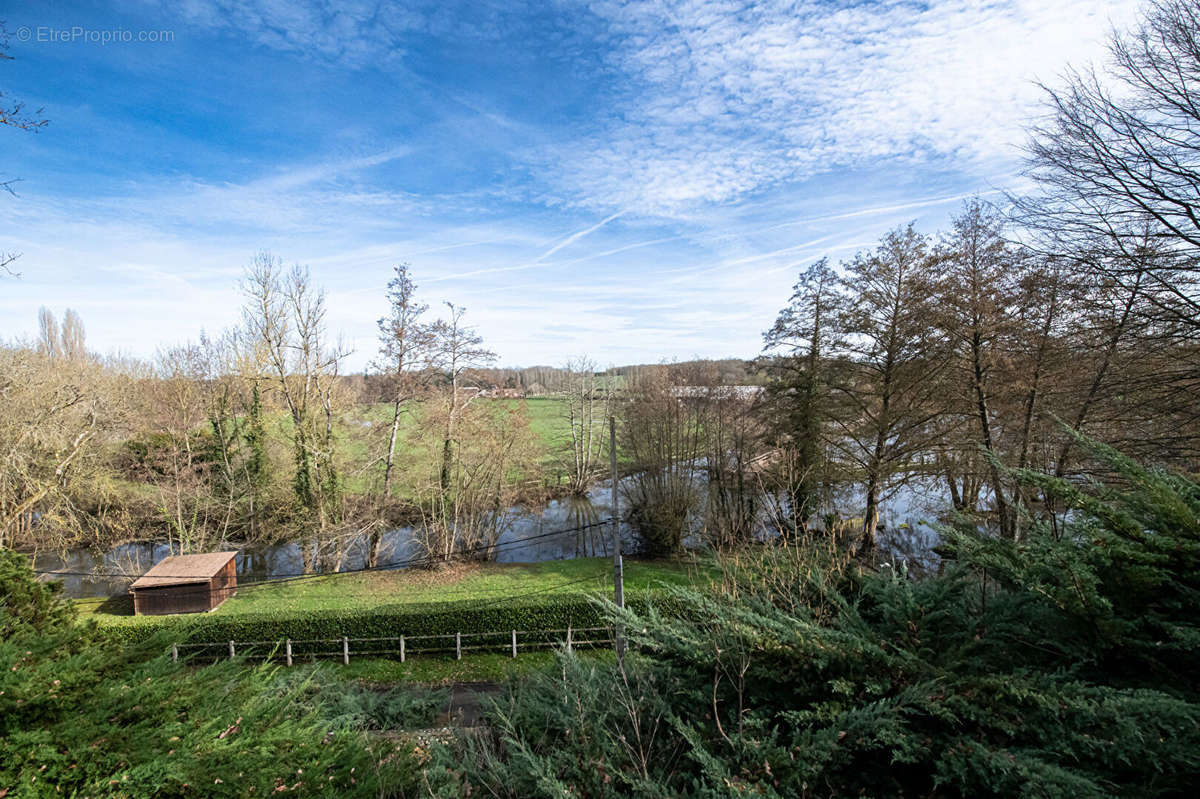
[37,518,611,580]
[68,554,611,609]
[62,518,616,606]
[64,524,611,606]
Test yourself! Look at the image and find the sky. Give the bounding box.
[1,0,1142,369]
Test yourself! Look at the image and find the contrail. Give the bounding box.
[429,210,626,282]
[535,210,626,262]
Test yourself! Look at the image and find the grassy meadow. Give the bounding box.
[78,555,713,626]
[335,396,576,495]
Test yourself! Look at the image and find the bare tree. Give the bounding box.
[621,365,705,555]
[241,253,348,571]
[693,370,764,550]
[413,302,497,561]
[425,303,496,496]
[60,309,86,362]
[560,356,612,494]
[833,225,951,551]
[36,307,60,358]
[148,343,219,554]
[412,399,539,562]
[1,21,48,277]
[1018,0,1200,331]
[934,200,1022,537]
[0,317,105,550]
[373,264,430,499]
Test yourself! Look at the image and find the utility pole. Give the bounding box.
[610,415,625,660]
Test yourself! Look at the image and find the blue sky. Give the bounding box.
[1,0,1139,368]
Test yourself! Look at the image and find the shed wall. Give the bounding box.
[210,560,237,608]
[132,582,212,615]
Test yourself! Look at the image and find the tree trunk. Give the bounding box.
[971,327,1012,538]
[862,473,880,551]
[383,396,403,496]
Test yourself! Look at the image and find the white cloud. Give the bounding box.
[537,0,1140,213]
[6,0,1147,366]
[138,0,1137,216]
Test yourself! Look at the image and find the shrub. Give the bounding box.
[425,440,1200,797]
[99,593,667,653]
[0,547,76,637]
[0,553,422,797]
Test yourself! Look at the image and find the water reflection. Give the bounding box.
[34,476,945,600]
[36,480,639,599]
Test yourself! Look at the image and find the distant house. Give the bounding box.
[484,387,525,399]
[669,385,765,400]
[130,551,238,616]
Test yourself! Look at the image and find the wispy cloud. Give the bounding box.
[2,0,1141,367]
[534,0,1138,214]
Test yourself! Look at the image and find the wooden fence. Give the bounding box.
[169,626,615,666]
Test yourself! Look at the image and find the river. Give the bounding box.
[33,477,947,600]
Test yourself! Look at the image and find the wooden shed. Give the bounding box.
[130,551,238,615]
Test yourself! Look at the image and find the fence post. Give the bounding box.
[456,632,462,661]
[343,636,349,665]
[400,635,406,663]
[511,629,517,658]
[285,638,293,667]
[566,625,573,653]
[229,640,235,659]
[171,643,178,663]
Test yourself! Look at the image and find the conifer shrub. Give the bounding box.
[0,552,424,797]
[424,439,1200,797]
[0,547,76,637]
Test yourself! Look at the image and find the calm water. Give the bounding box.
[34,482,640,599]
[33,477,946,600]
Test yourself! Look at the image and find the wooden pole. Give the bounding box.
[610,417,625,661]
[566,625,573,653]
[171,643,178,663]
[400,635,406,663]
[229,640,235,659]
[342,636,349,665]
[285,639,293,667]
[456,632,462,660]
[511,629,517,658]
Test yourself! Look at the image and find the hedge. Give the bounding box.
[97,593,667,649]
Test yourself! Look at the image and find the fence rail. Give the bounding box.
[169,626,615,665]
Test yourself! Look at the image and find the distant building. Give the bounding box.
[130,551,238,615]
[482,387,526,398]
[669,385,765,400]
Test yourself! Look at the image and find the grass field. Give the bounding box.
[80,555,714,625]
[103,396,580,511]
[338,396,574,494]
[333,650,580,685]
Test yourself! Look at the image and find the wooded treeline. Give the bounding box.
[0,259,543,568]
[759,201,1200,551]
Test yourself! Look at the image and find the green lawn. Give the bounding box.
[341,396,574,493]
[495,397,574,454]
[106,396,580,500]
[333,650,581,685]
[80,555,714,626]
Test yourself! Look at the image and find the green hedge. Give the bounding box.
[99,593,662,649]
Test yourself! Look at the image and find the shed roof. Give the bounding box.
[130,551,238,589]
